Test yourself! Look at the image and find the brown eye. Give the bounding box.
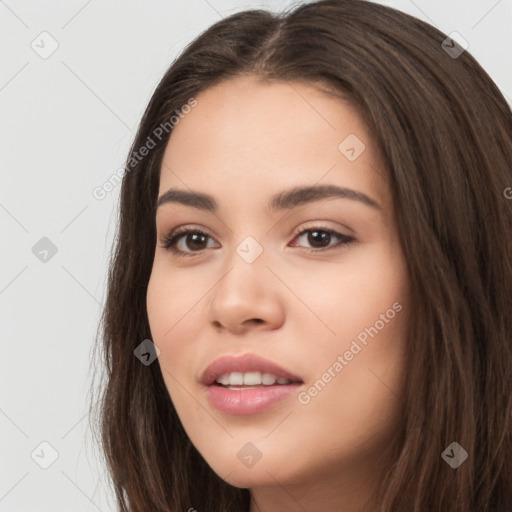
[160,225,355,258]
[161,229,217,257]
[290,227,355,252]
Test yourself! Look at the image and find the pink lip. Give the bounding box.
[200,353,304,415]
[206,384,302,415]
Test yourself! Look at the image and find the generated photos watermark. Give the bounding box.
[297,301,403,405]
[92,97,198,201]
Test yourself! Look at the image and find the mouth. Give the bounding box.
[201,352,304,387]
[201,353,304,415]
[212,371,300,389]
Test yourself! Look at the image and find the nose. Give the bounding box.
[207,250,285,335]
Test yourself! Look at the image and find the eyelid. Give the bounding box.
[289,220,354,239]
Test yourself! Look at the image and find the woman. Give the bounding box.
[90,0,512,510]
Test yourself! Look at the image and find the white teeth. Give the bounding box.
[215,372,293,386]
[262,373,277,385]
[229,372,244,385]
[243,372,261,386]
[216,374,230,386]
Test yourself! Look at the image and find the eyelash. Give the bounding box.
[160,225,355,258]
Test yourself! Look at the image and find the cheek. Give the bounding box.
[291,244,409,428]
[146,257,200,337]
[146,273,203,421]
[288,244,408,345]
[292,305,408,467]
[146,264,203,376]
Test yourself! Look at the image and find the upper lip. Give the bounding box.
[201,353,304,386]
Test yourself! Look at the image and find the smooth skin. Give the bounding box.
[146,75,411,512]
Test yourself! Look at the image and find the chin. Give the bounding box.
[207,453,306,489]
[220,468,278,489]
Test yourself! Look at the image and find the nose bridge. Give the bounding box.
[216,232,270,298]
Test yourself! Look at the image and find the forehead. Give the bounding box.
[158,75,390,213]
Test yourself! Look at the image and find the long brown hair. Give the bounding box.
[90,1,512,510]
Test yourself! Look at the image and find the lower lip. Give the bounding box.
[206,383,302,415]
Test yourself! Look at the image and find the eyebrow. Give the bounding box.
[156,184,381,213]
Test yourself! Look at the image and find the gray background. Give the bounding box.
[1,0,511,510]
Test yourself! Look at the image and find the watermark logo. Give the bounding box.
[134,339,160,366]
[31,31,59,59]
[31,441,59,469]
[236,236,263,264]
[441,442,468,469]
[237,442,263,468]
[32,237,58,263]
[338,133,366,161]
[441,32,468,59]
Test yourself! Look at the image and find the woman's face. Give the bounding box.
[146,75,410,497]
